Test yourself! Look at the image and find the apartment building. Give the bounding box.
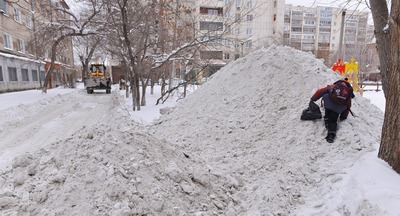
[0,0,74,93]
[192,0,284,75]
[284,5,371,66]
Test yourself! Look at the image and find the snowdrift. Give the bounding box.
[149,45,384,215]
[0,46,385,215]
[0,114,238,215]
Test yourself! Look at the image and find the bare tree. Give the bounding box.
[103,0,149,111]
[74,35,102,79]
[103,0,259,110]
[33,0,106,93]
[369,0,400,172]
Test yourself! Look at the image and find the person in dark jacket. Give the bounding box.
[311,78,355,143]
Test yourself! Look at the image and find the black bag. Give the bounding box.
[301,101,322,120]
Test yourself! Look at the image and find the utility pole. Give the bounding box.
[169,0,179,91]
[338,10,346,60]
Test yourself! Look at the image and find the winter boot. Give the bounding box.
[326,131,336,143]
[324,117,329,130]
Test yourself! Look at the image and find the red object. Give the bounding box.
[332,59,346,75]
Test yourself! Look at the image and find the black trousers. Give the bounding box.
[324,109,339,133]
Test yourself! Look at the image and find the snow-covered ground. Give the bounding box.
[0,46,399,215]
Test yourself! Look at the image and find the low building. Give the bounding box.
[0,0,74,93]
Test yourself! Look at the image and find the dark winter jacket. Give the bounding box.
[311,80,355,116]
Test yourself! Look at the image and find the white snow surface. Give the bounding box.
[0,45,399,215]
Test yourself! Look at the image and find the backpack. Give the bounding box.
[301,101,322,120]
[329,81,352,106]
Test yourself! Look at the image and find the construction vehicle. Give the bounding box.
[84,64,111,94]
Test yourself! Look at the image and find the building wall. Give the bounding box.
[0,0,34,57]
[0,55,45,92]
[0,0,74,92]
[284,5,370,66]
[252,0,285,48]
[195,0,284,64]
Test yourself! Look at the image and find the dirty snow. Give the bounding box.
[0,45,399,215]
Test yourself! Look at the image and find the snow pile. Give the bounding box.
[0,114,240,215]
[0,45,386,215]
[149,45,384,215]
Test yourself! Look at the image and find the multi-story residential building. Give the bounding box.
[150,0,284,82]
[0,0,74,93]
[192,0,284,76]
[284,4,371,66]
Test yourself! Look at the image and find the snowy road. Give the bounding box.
[0,89,118,170]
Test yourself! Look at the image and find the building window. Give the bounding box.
[246,40,252,48]
[320,28,331,32]
[14,7,21,23]
[235,0,241,9]
[17,39,25,53]
[199,7,223,16]
[320,20,331,25]
[235,28,240,35]
[2,33,13,50]
[208,9,218,15]
[291,34,301,39]
[235,14,241,22]
[200,50,223,60]
[0,0,7,14]
[273,14,276,21]
[225,10,231,18]
[291,27,302,32]
[26,16,32,29]
[22,69,29,81]
[303,35,315,40]
[304,28,315,33]
[246,28,252,35]
[247,0,253,8]
[292,11,302,16]
[199,21,223,31]
[32,69,38,81]
[223,39,231,46]
[0,66,3,81]
[247,14,253,21]
[8,67,17,81]
[304,20,315,25]
[224,53,230,60]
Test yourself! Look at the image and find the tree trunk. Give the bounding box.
[81,59,90,79]
[370,0,400,173]
[161,76,166,101]
[141,83,147,106]
[135,76,141,111]
[369,0,391,96]
[125,85,130,98]
[131,78,136,111]
[150,80,154,95]
[42,39,62,93]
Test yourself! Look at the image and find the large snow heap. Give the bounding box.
[149,45,384,215]
[0,45,384,215]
